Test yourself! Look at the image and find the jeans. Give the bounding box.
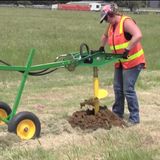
[112,63,143,123]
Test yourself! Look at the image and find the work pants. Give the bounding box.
[112,63,143,123]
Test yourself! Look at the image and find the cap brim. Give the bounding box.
[100,13,107,23]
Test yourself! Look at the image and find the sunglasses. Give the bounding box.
[104,12,115,21]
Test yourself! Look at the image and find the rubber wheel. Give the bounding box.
[0,102,12,125]
[8,111,41,140]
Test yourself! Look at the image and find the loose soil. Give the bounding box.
[68,97,127,130]
[68,107,127,130]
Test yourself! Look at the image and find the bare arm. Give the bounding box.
[100,25,109,47]
[100,34,108,47]
[124,19,142,50]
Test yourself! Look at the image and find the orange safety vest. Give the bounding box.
[107,16,146,69]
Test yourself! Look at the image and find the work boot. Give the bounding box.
[126,121,139,127]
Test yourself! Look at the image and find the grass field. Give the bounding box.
[0,7,160,160]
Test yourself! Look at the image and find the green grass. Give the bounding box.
[0,7,160,160]
[0,8,102,65]
[0,129,158,160]
[0,147,58,160]
[0,8,159,70]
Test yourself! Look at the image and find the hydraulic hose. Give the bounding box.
[80,43,90,57]
[0,59,59,76]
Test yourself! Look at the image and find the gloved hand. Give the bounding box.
[122,49,130,59]
[99,46,105,52]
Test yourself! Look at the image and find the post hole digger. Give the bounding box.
[0,43,123,140]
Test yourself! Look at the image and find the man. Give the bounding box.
[99,2,146,125]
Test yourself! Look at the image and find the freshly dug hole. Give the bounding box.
[68,107,127,130]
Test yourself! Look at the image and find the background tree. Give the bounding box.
[114,0,146,11]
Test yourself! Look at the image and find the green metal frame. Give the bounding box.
[0,49,123,124]
[0,49,35,123]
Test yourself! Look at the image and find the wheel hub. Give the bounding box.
[0,109,7,125]
[17,119,36,140]
[24,127,29,132]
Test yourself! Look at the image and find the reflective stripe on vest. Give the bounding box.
[119,16,129,34]
[120,49,144,62]
[110,16,131,51]
[110,41,130,51]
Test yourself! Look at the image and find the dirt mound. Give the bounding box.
[68,107,127,130]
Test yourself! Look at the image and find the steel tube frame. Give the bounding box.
[0,49,123,123]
